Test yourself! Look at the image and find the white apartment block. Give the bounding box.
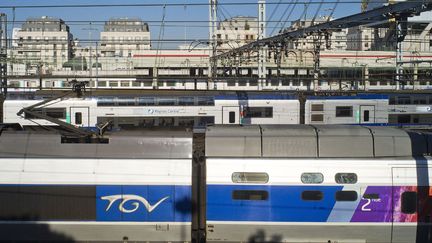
[346,26,374,51]
[285,17,348,51]
[215,16,258,51]
[12,16,73,71]
[100,18,150,57]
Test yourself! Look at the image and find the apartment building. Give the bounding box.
[100,17,150,57]
[12,16,73,71]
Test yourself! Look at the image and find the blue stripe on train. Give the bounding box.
[207,185,343,222]
[96,185,192,222]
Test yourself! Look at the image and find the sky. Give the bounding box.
[0,0,362,49]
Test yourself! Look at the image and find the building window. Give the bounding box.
[232,172,269,184]
[401,191,417,214]
[109,81,119,87]
[232,190,268,201]
[244,107,273,118]
[335,106,353,117]
[302,191,323,201]
[301,173,324,184]
[311,114,324,122]
[311,104,324,112]
[335,191,358,201]
[335,173,358,184]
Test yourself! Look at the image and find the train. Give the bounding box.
[0,124,431,242]
[3,91,432,129]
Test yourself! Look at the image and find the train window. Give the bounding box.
[335,106,353,117]
[311,104,324,112]
[401,191,417,214]
[302,191,323,201]
[158,97,176,106]
[397,96,411,105]
[117,98,136,106]
[335,173,357,184]
[24,108,43,119]
[413,97,427,105]
[138,97,155,106]
[397,115,411,124]
[389,96,396,105]
[75,112,82,125]
[232,172,269,184]
[179,97,195,106]
[232,190,268,201]
[97,97,115,106]
[229,112,236,124]
[45,108,66,119]
[335,191,358,201]
[311,114,323,122]
[244,107,273,118]
[363,110,370,122]
[301,173,324,184]
[197,96,214,106]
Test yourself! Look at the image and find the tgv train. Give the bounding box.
[0,125,431,243]
[2,91,432,129]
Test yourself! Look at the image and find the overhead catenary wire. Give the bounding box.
[1,1,423,9]
[270,0,298,36]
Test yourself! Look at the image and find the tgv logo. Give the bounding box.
[101,194,169,213]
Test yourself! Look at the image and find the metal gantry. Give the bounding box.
[212,0,432,90]
[214,1,432,60]
[0,13,7,96]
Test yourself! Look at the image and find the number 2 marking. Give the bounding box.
[361,198,372,212]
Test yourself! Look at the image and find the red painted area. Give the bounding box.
[320,54,432,59]
[133,54,209,58]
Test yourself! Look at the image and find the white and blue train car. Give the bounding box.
[205,125,432,243]
[3,92,300,128]
[0,131,193,242]
[388,94,432,125]
[305,94,389,125]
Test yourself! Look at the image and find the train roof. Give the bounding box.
[0,129,192,159]
[206,125,432,158]
[307,94,389,100]
[5,90,299,101]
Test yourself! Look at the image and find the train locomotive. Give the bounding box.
[0,125,431,242]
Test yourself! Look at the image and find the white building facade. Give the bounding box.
[100,18,151,57]
[12,16,73,71]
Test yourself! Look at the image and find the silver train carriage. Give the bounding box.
[3,92,432,129]
[2,91,300,129]
[0,125,431,242]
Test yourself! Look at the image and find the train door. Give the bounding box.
[222,106,240,124]
[359,105,375,124]
[392,167,432,243]
[70,107,89,127]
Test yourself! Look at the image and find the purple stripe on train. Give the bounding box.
[350,186,417,223]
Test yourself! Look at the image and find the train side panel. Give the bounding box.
[305,96,389,125]
[0,158,192,242]
[206,158,431,243]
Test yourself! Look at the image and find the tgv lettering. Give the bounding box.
[101,194,169,213]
